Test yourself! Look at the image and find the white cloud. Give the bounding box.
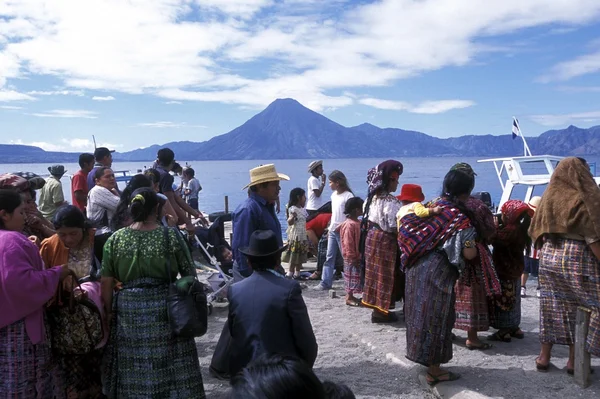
[530,110,600,126]
[1,0,600,111]
[165,100,182,104]
[359,98,475,114]
[136,121,207,128]
[92,95,115,101]
[540,50,600,82]
[30,109,98,119]
[0,90,35,102]
[27,89,85,96]
[0,105,23,110]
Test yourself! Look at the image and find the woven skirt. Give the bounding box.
[454,274,490,331]
[491,279,521,330]
[103,278,206,398]
[344,261,363,295]
[405,251,459,366]
[539,238,600,356]
[361,229,398,314]
[0,318,64,399]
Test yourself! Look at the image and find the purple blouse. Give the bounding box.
[0,230,62,344]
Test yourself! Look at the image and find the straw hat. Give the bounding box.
[242,164,290,190]
[308,160,323,173]
[528,196,542,211]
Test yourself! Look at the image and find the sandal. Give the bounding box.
[346,299,361,307]
[488,331,511,342]
[535,358,549,372]
[426,371,461,386]
[466,342,493,351]
[510,329,525,339]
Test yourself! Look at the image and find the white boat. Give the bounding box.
[478,155,600,212]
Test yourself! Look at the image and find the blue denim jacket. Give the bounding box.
[232,193,282,276]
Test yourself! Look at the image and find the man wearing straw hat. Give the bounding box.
[232,164,289,282]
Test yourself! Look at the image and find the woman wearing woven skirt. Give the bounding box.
[529,157,600,373]
[489,200,533,343]
[361,160,403,323]
[0,189,69,398]
[399,171,478,386]
[100,188,205,398]
[449,163,500,350]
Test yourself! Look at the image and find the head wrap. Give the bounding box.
[501,200,533,225]
[366,160,403,196]
[529,157,600,244]
[0,173,30,193]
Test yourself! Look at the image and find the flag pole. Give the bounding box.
[513,117,532,157]
[92,135,97,150]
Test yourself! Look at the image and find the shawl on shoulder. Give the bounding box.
[529,157,600,245]
[398,198,472,270]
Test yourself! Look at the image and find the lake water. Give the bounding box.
[5,156,599,236]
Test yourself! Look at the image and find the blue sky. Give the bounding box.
[2,0,600,152]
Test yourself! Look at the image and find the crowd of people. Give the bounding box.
[1,150,599,397]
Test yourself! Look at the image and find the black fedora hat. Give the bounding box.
[239,230,287,258]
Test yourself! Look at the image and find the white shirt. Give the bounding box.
[330,191,354,231]
[367,194,402,233]
[306,176,323,211]
[87,186,120,235]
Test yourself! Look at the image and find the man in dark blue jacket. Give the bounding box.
[211,230,318,379]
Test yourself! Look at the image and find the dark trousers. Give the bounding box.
[316,231,343,274]
[188,198,199,211]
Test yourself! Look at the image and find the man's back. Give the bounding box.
[38,176,63,220]
[227,270,317,376]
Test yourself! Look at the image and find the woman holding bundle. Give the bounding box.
[399,170,478,385]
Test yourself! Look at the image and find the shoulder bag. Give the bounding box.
[163,227,208,338]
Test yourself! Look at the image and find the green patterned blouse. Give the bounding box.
[101,227,195,283]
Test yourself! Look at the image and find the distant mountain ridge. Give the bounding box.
[1,98,599,163]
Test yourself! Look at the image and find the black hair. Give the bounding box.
[440,170,476,222]
[112,174,152,230]
[229,353,325,399]
[157,148,175,167]
[94,166,111,181]
[184,167,195,178]
[0,189,22,230]
[144,168,161,186]
[78,153,95,169]
[322,381,356,399]
[344,197,364,216]
[287,188,305,208]
[172,162,183,174]
[129,188,159,223]
[246,253,281,271]
[53,205,90,230]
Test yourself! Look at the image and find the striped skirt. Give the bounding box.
[361,228,398,314]
[0,318,64,399]
[491,279,521,330]
[539,238,600,356]
[103,278,206,399]
[405,251,459,366]
[344,261,362,295]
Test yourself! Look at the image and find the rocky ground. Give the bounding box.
[193,260,599,399]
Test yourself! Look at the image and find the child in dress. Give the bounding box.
[396,183,441,227]
[338,197,364,307]
[521,196,542,298]
[282,188,309,279]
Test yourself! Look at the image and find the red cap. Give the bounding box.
[397,184,425,203]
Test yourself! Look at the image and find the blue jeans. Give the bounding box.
[320,230,342,289]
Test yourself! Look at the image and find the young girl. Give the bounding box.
[339,197,364,307]
[315,170,354,290]
[282,188,309,279]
